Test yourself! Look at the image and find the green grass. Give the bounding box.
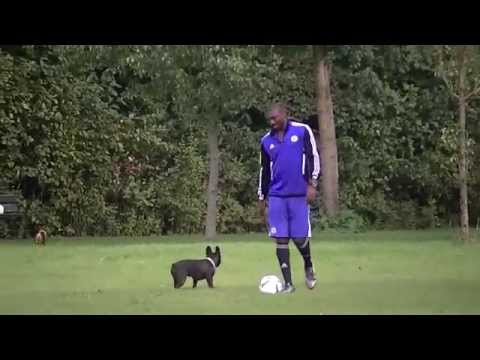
[1,229,480,315]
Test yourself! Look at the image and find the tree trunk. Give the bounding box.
[458,98,469,242]
[205,119,220,239]
[457,47,469,242]
[315,48,339,217]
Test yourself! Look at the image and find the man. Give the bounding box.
[258,103,320,294]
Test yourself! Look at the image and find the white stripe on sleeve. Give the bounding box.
[291,121,320,180]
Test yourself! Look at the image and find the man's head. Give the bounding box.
[267,103,289,131]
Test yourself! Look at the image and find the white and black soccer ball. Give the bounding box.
[259,275,284,294]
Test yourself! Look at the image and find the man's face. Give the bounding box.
[268,109,287,131]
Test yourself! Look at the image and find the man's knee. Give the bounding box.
[293,237,309,249]
[275,237,290,249]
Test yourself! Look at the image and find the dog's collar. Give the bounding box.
[205,257,216,272]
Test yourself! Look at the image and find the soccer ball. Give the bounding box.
[259,275,284,294]
[0,204,4,215]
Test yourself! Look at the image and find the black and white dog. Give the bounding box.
[170,246,221,289]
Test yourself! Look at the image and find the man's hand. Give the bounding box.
[307,184,317,204]
[258,199,266,218]
[258,199,268,226]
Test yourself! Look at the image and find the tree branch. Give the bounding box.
[440,72,459,99]
[465,84,480,100]
[446,82,460,99]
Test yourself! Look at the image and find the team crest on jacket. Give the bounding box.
[269,144,275,150]
[291,135,299,143]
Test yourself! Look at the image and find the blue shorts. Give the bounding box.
[267,196,311,239]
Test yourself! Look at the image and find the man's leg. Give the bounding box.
[293,237,313,270]
[288,197,317,289]
[268,197,294,292]
[292,237,316,289]
[275,237,293,288]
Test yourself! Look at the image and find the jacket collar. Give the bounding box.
[269,118,293,138]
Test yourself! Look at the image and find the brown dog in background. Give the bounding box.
[33,224,47,245]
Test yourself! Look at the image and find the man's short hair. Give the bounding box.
[267,102,289,116]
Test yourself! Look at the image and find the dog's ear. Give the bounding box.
[215,246,221,267]
[206,246,212,256]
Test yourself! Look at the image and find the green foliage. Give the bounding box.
[430,45,480,98]
[2,45,480,237]
[331,46,459,228]
[355,190,441,230]
[313,209,368,233]
[0,46,208,237]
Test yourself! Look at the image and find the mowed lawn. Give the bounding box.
[1,230,480,315]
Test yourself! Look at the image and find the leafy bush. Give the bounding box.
[312,208,368,233]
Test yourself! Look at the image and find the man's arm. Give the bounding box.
[257,143,271,201]
[303,125,321,186]
[257,143,271,225]
[303,125,320,204]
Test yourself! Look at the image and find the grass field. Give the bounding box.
[1,229,480,315]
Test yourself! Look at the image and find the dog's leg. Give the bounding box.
[170,266,177,288]
[40,230,46,245]
[174,275,186,289]
[206,276,214,289]
[173,271,187,289]
[193,278,198,288]
[171,265,187,289]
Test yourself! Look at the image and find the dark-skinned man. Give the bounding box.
[258,103,320,294]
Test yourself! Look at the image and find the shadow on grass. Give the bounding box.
[0,228,464,247]
[0,234,270,247]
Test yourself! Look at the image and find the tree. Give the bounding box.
[271,45,339,217]
[431,45,480,242]
[165,46,277,239]
[332,45,456,229]
[4,45,475,237]
[314,46,339,217]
